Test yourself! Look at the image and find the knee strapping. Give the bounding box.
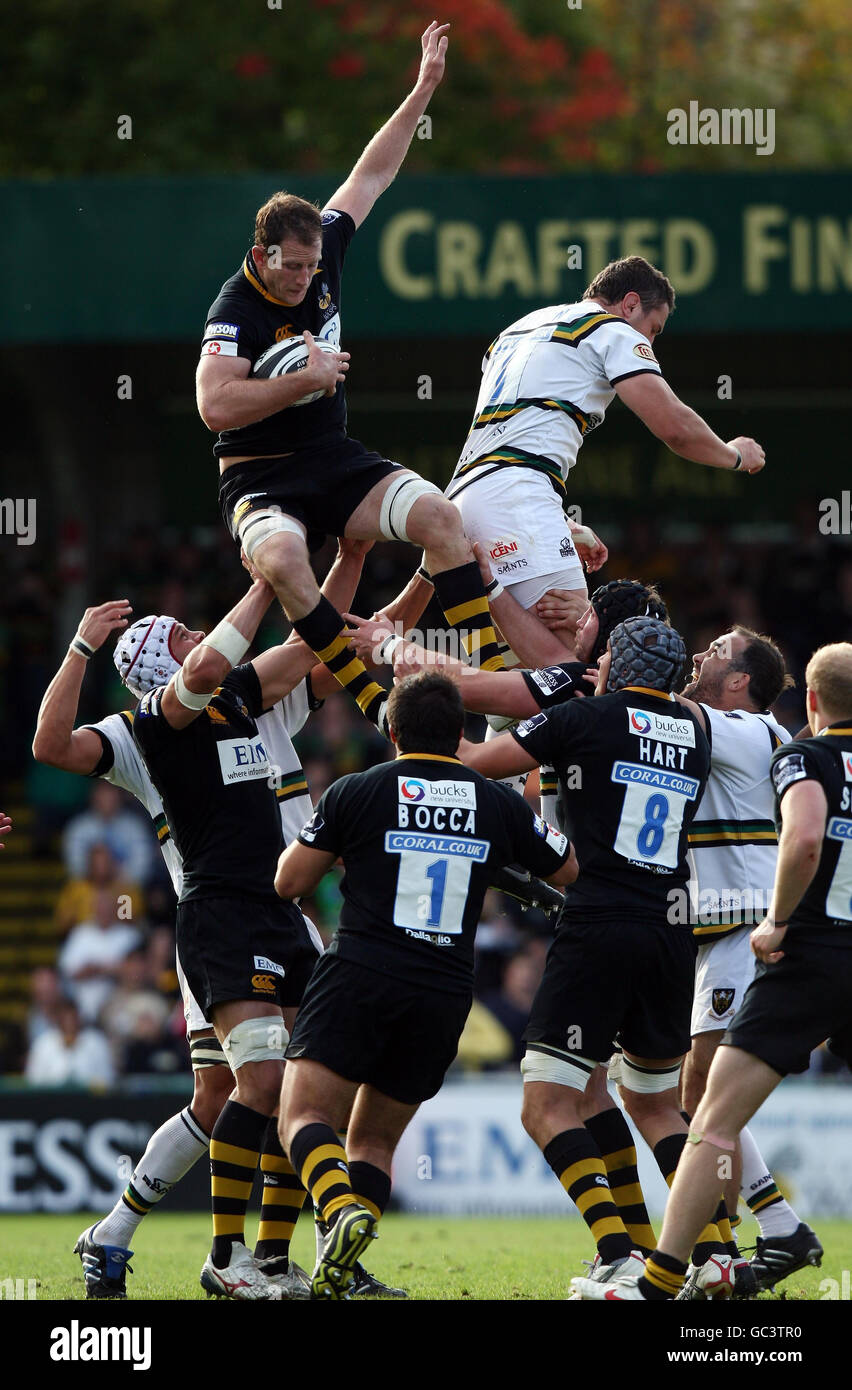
[237,507,306,561]
[378,474,442,543]
[222,1015,289,1070]
[619,1056,683,1094]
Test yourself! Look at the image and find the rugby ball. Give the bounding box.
[251,334,340,406]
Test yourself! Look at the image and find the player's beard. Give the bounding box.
[682,667,723,703]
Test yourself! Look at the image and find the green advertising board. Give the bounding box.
[2,171,850,342]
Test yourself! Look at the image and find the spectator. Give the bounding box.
[62,780,155,886]
[25,997,115,1087]
[478,939,549,1065]
[54,841,144,936]
[27,966,65,1045]
[57,890,142,1024]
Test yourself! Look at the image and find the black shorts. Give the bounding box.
[723,938,852,1076]
[177,895,320,1022]
[285,954,472,1105]
[524,916,696,1063]
[219,437,403,547]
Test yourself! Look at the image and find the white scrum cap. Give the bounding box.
[114,615,182,698]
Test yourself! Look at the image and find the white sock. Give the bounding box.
[739,1125,799,1238]
[94,1107,209,1248]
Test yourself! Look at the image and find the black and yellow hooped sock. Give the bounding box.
[293,596,387,726]
[289,1122,357,1226]
[253,1118,308,1266]
[348,1160,391,1222]
[209,1100,267,1268]
[653,1133,726,1263]
[431,561,504,671]
[639,1250,687,1300]
[585,1108,656,1255]
[543,1128,633,1265]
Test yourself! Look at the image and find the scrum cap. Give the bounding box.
[114,615,181,698]
[589,580,668,661]
[607,616,686,694]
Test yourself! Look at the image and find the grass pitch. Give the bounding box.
[2,1212,848,1301]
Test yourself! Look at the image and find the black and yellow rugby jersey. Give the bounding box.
[512,688,710,917]
[132,663,284,902]
[298,756,569,993]
[769,724,852,944]
[202,208,355,459]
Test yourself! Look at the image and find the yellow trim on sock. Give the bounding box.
[750,1189,780,1213]
[260,1154,297,1176]
[717,1216,734,1244]
[605,1145,638,1171]
[643,1257,683,1294]
[314,634,349,664]
[589,1215,628,1241]
[612,1181,647,1207]
[322,1193,359,1221]
[627,1223,657,1249]
[311,1168,351,1204]
[352,1195,382,1221]
[211,1177,254,1201]
[212,1216,246,1237]
[560,1156,606,1187]
[300,1143,346,1188]
[256,1220,297,1241]
[260,1187,306,1206]
[575,1186,613,1217]
[443,596,490,627]
[122,1191,148,1215]
[210,1140,260,1169]
[697,1222,723,1246]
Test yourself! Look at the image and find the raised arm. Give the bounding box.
[159,578,276,729]
[615,374,765,474]
[324,21,449,228]
[32,600,133,773]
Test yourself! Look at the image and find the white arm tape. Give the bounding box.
[202,619,250,667]
[379,634,405,665]
[174,667,213,710]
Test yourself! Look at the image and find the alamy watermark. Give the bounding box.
[667,103,775,157]
[0,497,36,546]
[818,491,851,535]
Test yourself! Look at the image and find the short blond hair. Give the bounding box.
[805,643,852,721]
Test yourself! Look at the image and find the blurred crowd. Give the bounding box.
[4,510,852,1086]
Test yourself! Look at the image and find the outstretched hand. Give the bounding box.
[342,612,396,663]
[417,21,450,91]
[76,600,133,653]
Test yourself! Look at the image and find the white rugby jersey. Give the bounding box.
[447,300,661,499]
[85,679,316,896]
[687,705,790,943]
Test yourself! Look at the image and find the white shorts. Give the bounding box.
[450,467,586,605]
[691,930,757,1036]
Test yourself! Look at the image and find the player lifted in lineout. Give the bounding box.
[197,21,506,744]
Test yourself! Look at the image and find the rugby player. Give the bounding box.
[574,642,852,1301]
[454,617,741,1292]
[34,543,366,1299]
[272,672,576,1299]
[679,626,820,1294]
[197,21,507,739]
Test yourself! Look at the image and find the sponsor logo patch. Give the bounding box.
[611,760,701,799]
[711,988,736,1017]
[204,322,240,339]
[254,955,286,978]
[385,831,489,860]
[496,557,529,574]
[251,974,277,994]
[300,812,325,843]
[529,665,575,698]
[216,735,270,785]
[515,712,548,737]
[771,752,808,796]
[633,342,658,362]
[627,707,696,747]
[397,778,476,809]
[843,750,852,780]
[559,536,576,559]
[490,540,518,560]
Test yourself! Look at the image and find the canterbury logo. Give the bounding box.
[251,973,276,993]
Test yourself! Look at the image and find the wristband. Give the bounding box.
[732,449,743,471]
[765,918,788,929]
[202,618,250,667]
[484,578,504,601]
[174,667,213,711]
[70,635,95,660]
[417,564,433,585]
[378,633,405,665]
